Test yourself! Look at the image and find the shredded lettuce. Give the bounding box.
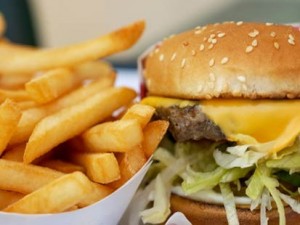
[246,165,271,200]
[262,176,285,225]
[153,147,176,166]
[139,137,300,225]
[267,153,300,169]
[182,166,227,194]
[221,167,252,183]
[280,192,300,213]
[220,183,239,225]
[140,175,171,224]
[214,147,265,169]
[260,188,271,225]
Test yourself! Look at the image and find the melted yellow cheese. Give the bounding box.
[142,96,300,154]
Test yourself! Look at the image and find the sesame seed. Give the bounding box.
[191,50,196,56]
[270,32,276,37]
[199,44,205,51]
[242,84,248,91]
[154,48,160,54]
[248,29,259,38]
[195,26,201,30]
[245,45,254,53]
[237,75,246,82]
[210,34,216,38]
[251,39,258,47]
[236,21,243,26]
[289,34,295,41]
[202,26,207,30]
[209,58,215,67]
[266,22,273,26]
[213,23,220,26]
[169,34,175,39]
[211,39,217,44]
[221,57,229,64]
[217,32,226,38]
[209,73,215,81]
[288,39,295,45]
[171,52,177,61]
[274,42,280,49]
[208,44,214,50]
[194,30,202,35]
[159,54,164,61]
[203,37,207,42]
[181,58,186,68]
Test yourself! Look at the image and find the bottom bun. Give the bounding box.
[170,194,300,225]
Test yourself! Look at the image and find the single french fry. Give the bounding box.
[0,159,63,194]
[0,88,30,103]
[142,120,169,158]
[24,87,136,163]
[0,13,6,37]
[122,104,155,128]
[4,172,93,214]
[9,74,115,146]
[0,39,35,56]
[0,99,22,155]
[16,100,38,110]
[25,68,77,104]
[0,73,33,89]
[78,183,113,207]
[1,143,26,162]
[74,60,115,81]
[81,119,143,153]
[0,189,24,210]
[0,21,145,74]
[109,145,146,189]
[38,159,85,173]
[68,152,120,184]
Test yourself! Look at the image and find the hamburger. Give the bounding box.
[137,22,300,225]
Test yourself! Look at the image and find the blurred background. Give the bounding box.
[1,0,300,67]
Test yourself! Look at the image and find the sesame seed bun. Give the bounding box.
[143,22,300,99]
[170,194,300,225]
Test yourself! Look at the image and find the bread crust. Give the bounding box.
[143,22,300,99]
[170,194,300,225]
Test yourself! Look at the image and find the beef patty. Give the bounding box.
[156,105,226,142]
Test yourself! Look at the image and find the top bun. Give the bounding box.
[143,22,300,99]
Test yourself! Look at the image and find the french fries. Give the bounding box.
[81,119,143,153]
[121,104,155,128]
[110,145,147,189]
[24,87,136,163]
[0,189,24,210]
[0,159,63,194]
[0,15,170,216]
[68,152,120,183]
[142,120,169,158]
[38,159,85,173]
[9,72,116,145]
[0,21,145,74]
[0,88,30,103]
[4,172,93,214]
[0,99,21,155]
[1,144,25,162]
[25,68,76,104]
[0,13,6,37]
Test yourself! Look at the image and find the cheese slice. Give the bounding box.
[142,96,300,154]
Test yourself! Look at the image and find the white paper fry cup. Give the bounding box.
[0,159,152,225]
